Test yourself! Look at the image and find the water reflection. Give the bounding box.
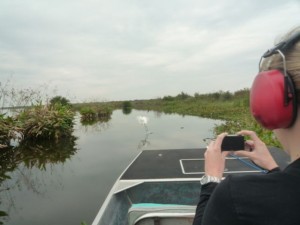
[137,132,151,150]
[80,114,111,125]
[0,137,77,224]
[78,113,111,133]
[136,115,153,150]
[0,109,222,225]
[122,107,132,115]
[80,120,111,133]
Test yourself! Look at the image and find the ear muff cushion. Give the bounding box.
[250,70,296,130]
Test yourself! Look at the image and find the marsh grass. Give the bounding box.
[16,104,75,141]
[0,79,76,148]
[99,89,280,147]
[0,104,75,148]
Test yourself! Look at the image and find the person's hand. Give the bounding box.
[234,130,278,171]
[204,133,229,179]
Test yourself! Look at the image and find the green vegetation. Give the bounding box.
[0,91,75,148]
[0,82,77,222]
[0,114,19,148]
[59,88,280,147]
[122,101,132,115]
[122,101,132,109]
[79,106,98,120]
[17,103,75,141]
[78,104,112,123]
[50,96,71,107]
[0,211,8,225]
[165,90,278,146]
[95,89,279,147]
[1,84,277,147]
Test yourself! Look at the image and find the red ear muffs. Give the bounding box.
[251,31,300,130]
[250,69,297,130]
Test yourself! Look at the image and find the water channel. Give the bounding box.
[0,109,223,225]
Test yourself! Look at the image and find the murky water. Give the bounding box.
[0,109,222,225]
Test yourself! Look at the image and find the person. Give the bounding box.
[193,26,300,225]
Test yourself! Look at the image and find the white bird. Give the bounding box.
[137,116,148,125]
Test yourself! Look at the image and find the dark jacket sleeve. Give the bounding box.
[267,167,280,173]
[193,169,281,225]
[201,176,241,225]
[192,182,218,225]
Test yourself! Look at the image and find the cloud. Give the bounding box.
[0,0,300,102]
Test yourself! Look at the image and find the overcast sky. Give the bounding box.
[1,0,299,102]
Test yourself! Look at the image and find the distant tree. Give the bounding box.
[194,92,200,98]
[220,91,233,101]
[50,96,70,107]
[122,101,132,115]
[234,88,250,98]
[163,95,175,101]
[211,92,221,100]
[122,101,132,109]
[176,92,191,100]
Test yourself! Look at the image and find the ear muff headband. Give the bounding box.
[263,31,300,57]
[250,32,300,130]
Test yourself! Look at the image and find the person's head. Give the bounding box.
[250,26,300,130]
[260,26,300,99]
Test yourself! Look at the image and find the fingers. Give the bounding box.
[245,140,254,151]
[211,130,276,171]
[234,150,252,158]
[238,130,260,142]
[207,140,214,148]
[204,132,228,178]
[245,140,254,145]
[222,150,230,157]
[206,132,227,152]
[214,132,228,148]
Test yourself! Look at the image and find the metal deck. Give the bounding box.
[121,148,290,180]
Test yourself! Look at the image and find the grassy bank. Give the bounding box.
[76,89,279,147]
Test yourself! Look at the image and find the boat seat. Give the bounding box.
[128,203,196,225]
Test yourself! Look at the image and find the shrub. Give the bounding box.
[176,92,191,100]
[80,107,97,120]
[122,101,132,109]
[163,96,175,101]
[79,105,112,122]
[50,96,71,107]
[17,104,75,141]
[97,106,112,119]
